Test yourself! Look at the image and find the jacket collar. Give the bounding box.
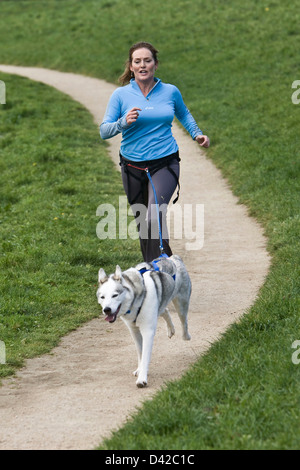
[130,77,161,99]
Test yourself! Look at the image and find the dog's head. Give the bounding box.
[96,265,127,323]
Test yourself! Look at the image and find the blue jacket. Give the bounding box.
[100,78,203,162]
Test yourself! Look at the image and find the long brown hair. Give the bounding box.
[119,42,159,85]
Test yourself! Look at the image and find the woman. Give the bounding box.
[100,42,210,262]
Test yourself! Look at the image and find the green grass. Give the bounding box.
[0,0,299,450]
[0,73,140,376]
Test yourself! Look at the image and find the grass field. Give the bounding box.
[0,0,299,449]
[0,73,140,376]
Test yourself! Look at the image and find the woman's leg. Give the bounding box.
[145,159,179,262]
[121,159,179,262]
[121,165,149,261]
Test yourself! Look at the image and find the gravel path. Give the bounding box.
[0,66,270,450]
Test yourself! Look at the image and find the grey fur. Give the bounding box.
[97,255,191,388]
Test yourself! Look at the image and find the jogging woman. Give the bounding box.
[100,42,210,262]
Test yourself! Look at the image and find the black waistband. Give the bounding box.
[120,151,180,204]
[119,151,180,170]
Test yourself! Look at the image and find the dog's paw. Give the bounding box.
[136,372,147,388]
[183,331,191,341]
[168,325,175,339]
[136,379,147,388]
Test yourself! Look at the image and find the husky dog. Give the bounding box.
[97,254,191,388]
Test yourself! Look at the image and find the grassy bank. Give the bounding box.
[0,0,299,449]
[0,73,139,376]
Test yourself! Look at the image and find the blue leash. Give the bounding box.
[124,166,172,318]
[124,158,179,255]
[145,168,165,255]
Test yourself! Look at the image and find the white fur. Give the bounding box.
[97,255,191,388]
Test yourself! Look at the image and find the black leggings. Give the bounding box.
[120,153,180,262]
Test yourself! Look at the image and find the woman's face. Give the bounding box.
[130,48,157,83]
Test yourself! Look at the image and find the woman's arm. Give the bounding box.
[99,90,131,140]
[174,86,210,147]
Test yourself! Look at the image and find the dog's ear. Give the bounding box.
[98,268,108,284]
[113,265,122,281]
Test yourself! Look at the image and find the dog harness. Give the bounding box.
[125,254,175,319]
[138,253,175,279]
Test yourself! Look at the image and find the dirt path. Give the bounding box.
[0,66,270,450]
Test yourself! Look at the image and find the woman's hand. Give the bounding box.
[195,134,210,148]
[126,107,142,125]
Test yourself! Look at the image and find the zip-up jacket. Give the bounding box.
[100,78,203,162]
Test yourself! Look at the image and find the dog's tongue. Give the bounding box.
[105,314,116,323]
[104,305,120,323]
